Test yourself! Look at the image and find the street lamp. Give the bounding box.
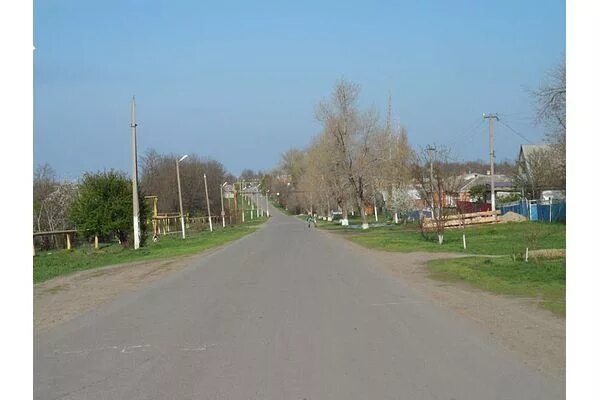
[220,181,228,227]
[176,154,188,239]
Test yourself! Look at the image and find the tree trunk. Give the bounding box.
[360,205,369,230]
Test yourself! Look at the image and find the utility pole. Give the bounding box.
[233,181,239,223]
[426,145,436,218]
[176,154,188,238]
[265,190,270,217]
[203,173,213,232]
[241,180,245,222]
[220,182,227,228]
[483,113,499,211]
[130,97,141,250]
[386,92,392,160]
[250,185,254,219]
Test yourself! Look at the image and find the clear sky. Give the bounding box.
[34,0,565,179]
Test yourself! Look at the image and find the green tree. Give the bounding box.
[469,184,487,204]
[71,170,149,247]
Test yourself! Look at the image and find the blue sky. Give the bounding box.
[34,0,565,179]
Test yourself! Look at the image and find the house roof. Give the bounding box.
[519,144,551,160]
[459,174,513,192]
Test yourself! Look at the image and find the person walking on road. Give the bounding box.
[306,214,313,230]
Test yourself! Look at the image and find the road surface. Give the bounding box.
[35,206,564,399]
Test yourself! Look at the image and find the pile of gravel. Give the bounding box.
[499,211,528,222]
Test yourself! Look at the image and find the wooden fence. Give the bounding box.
[421,210,500,231]
[33,229,78,255]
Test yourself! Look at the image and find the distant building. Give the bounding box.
[458,173,516,203]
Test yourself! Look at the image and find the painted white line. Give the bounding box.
[370,301,424,306]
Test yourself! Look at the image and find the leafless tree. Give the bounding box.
[411,146,462,244]
[513,147,564,199]
[140,149,230,218]
[33,163,78,249]
[315,79,382,228]
[531,59,566,190]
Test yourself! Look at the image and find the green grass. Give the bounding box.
[427,256,565,315]
[319,220,566,314]
[320,221,565,256]
[33,217,268,283]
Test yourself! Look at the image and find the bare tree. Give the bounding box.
[513,146,564,199]
[315,79,381,228]
[411,146,462,244]
[531,59,566,190]
[33,163,78,249]
[140,149,230,218]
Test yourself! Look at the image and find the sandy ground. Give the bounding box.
[34,230,565,381]
[336,238,565,381]
[34,250,218,332]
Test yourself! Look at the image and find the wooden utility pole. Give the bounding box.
[483,114,499,211]
[131,97,141,249]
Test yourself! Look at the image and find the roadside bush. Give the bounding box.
[70,170,149,247]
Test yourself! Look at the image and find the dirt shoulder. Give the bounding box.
[322,230,565,381]
[34,250,216,332]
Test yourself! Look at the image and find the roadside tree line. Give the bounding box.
[33,150,237,250]
[265,64,566,241]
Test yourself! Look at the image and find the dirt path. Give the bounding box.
[34,250,217,332]
[321,231,565,381]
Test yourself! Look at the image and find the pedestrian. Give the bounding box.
[306,214,313,230]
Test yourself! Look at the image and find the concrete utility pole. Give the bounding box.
[204,173,213,232]
[220,182,227,227]
[426,145,436,218]
[265,190,270,217]
[483,113,499,211]
[241,180,245,222]
[130,97,141,250]
[176,154,188,239]
[250,186,255,219]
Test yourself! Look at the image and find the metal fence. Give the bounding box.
[498,199,566,222]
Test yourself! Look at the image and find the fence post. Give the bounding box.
[66,233,71,250]
[549,197,553,222]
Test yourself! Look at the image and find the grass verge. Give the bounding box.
[427,256,565,316]
[320,221,565,256]
[319,219,565,315]
[33,217,268,283]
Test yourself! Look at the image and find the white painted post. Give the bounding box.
[525,247,529,262]
[374,199,378,222]
[462,234,466,250]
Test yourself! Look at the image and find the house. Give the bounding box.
[516,143,565,200]
[517,144,551,176]
[458,173,516,203]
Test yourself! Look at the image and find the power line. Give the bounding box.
[498,120,533,144]
[449,118,486,147]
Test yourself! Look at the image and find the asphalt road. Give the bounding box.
[35,206,564,399]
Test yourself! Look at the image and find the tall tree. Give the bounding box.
[531,59,566,190]
[315,79,381,228]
